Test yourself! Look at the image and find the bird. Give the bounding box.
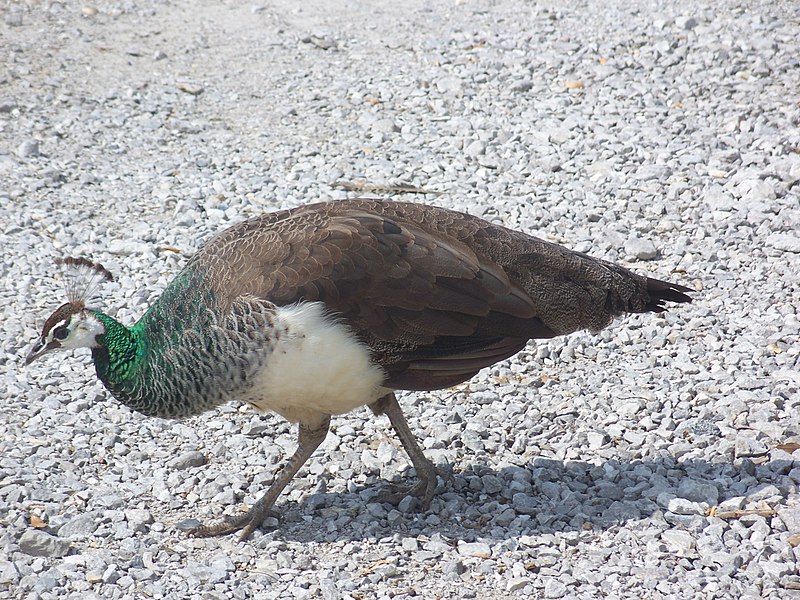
[26,198,692,540]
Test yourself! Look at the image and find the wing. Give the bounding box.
[192,200,556,389]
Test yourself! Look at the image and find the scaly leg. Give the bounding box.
[370,392,449,508]
[188,416,330,540]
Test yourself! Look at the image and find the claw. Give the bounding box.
[185,507,280,539]
[375,464,451,508]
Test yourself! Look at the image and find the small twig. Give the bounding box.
[708,506,776,519]
[331,180,443,195]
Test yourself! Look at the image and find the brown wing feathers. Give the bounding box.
[192,199,691,390]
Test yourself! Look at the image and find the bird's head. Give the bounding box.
[26,257,114,365]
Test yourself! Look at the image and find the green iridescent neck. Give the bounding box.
[87,264,236,419]
[91,311,144,399]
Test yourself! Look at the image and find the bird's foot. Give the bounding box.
[375,464,452,509]
[182,505,280,540]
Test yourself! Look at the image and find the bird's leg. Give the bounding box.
[188,415,330,540]
[370,392,450,508]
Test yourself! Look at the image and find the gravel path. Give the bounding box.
[2,1,799,598]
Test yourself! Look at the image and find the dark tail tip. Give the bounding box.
[645,277,694,312]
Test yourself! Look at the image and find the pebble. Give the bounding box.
[778,507,800,531]
[465,140,487,157]
[16,139,40,158]
[735,436,769,458]
[436,76,463,94]
[401,537,419,552]
[512,493,538,515]
[766,233,800,253]
[443,560,466,576]
[58,513,99,537]
[458,542,491,557]
[0,99,18,113]
[0,561,19,585]
[624,237,658,260]
[507,577,529,591]
[667,497,705,515]
[677,480,719,505]
[170,450,208,469]
[544,579,569,598]
[18,530,71,558]
[675,16,699,30]
[5,11,23,26]
[176,82,205,95]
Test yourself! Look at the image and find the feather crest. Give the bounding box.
[55,257,114,307]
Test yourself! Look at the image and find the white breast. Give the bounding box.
[241,302,388,423]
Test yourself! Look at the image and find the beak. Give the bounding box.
[25,339,60,365]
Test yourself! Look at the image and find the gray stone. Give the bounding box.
[507,577,529,591]
[125,509,154,530]
[443,560,466,575]
[481,474,503,494]
[510,80,534,93]
[5,11,23,26]
[0,99,17,113]
[661,530,694,550]
[397,495,417,512]
[412,550,439,562]
[423,539,452,555]
[0,561,19,585]
[96,494,125,509]
[401,537,419,551]
[778,506,800,532]
[737,178,775,201]
[58,513,98,537]
[320,578,341,600]
[596,482,624,500]
[436,76,463,94]
[703,185,738,211]
[735,436,769,458]
[677,480,719,505]
[766,233,800,253]
[18,530,71,557]
[170,451,208,469]
[676,418,721,438]
[635,164,672,181]
[458,542,491,557]
[512,493,538,515]
[242,419,267,435]
[761,561,792,579]
[543,578,568,598]
[465,140,486,157]
[717,497,746,512]
[587,430,607,449]
[624,237,658,260]
[747,483,783,502]
[370,118,399,134]
[17,139,40,158]
[667,497,705,515]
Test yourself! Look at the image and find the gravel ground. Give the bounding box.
[2,0,799,598]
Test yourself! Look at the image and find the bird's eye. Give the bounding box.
[53,325,69,340]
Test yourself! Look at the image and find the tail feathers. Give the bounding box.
[644,277,694,312]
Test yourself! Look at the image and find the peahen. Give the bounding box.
[26,199,693,539]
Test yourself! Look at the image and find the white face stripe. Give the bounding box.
[59,312,106,350]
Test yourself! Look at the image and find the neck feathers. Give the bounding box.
[89,265,276,419]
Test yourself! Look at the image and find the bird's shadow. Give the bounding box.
[257,453,790,544]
